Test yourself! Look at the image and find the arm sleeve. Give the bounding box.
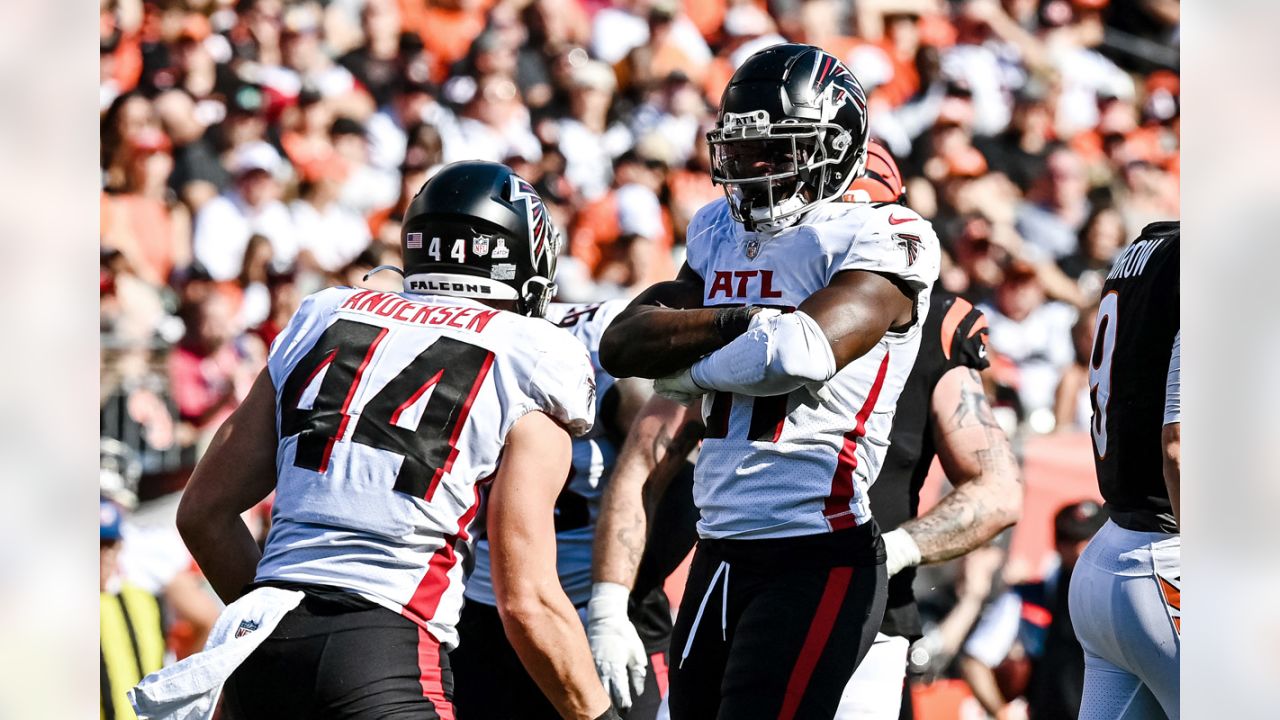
[1164,330,1180,426]
[688,310,836,397]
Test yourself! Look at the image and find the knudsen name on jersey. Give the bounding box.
[339,290,499,333]
[1106,237,1166,281]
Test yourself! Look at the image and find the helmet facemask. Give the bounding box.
[709,113,859,233]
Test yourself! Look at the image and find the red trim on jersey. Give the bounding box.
[651,651,669,697]
[403,483,483,628]
[823,350,891,530]
[390,369,445,426]
[940,298,974,361]
[415,626,455,720]
[778,566,854,720]
[425,351,495,501]
[321,328,388,473]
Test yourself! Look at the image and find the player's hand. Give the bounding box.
[654,368,704,404]
[586,582,647,711]
[882,528,923,578]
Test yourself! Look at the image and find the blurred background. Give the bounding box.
[97,0,1178,717]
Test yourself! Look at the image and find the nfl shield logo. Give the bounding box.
[745,238,761,260]
[472,235,490,257]
[235,620,260,638]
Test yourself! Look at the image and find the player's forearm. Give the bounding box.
[592,396,688,587]
[899,474,1021,565]
[499,582,613,720]
[177,509,262,604]
[600,306,741,379]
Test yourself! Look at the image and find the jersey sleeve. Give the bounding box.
[682,197,729,279]
[266,287,348,388]
[825,206,941,293]
[1164,330,1180,425]
[523,333,598,438]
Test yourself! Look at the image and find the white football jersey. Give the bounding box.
[466,299,628,608]
[684,198,940,539]
[256,287,595,648]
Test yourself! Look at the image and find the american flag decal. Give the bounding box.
[507,176,556,268]
[406,232,423,249]
[894,233,922,266]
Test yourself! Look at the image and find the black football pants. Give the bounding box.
[667,523,887,720]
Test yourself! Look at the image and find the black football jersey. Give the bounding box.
[1089,221,1179,533]
[870,289,990,639]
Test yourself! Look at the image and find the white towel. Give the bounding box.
[129,586,305,720]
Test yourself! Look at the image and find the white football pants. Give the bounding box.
[1069,519,1181,720]
[834,632,910,719]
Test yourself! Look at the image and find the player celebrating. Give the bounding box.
[166,162,615,720]
[452,299,674,720]
[1069,221,1180,719]
[596,45,940,719]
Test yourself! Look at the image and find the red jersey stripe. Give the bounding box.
[823,350,891,528]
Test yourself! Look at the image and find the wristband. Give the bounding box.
[712,305,756,343]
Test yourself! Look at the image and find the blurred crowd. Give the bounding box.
[99,0,1177,716]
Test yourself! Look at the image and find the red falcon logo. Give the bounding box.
[895,233,922,266]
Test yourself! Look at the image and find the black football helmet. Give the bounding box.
[397,161,561,317]
[708,43,870,232]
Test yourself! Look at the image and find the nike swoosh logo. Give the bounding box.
[888,215,913,225]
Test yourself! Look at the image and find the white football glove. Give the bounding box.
[654,368,704,404]
[586,582,647,711]
[882,528,923,578]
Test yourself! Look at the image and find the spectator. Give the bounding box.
[981,261,1078,427]
[1059,205,1126,298]
[1015,145,1091,261]
[168,292,260,446]
[102,128,190,289]
[569,150,672,283]
[451,73,542,163]
[556,60,633,200]
[337,0,406,108]
[192,141,298,281]
[959,500,1107,720]
[331,116,400,213]
[101,497,165,720]
[291,159,374,273]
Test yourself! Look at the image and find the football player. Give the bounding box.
[588,142,1022,719]
[595,45,940,719]
[452,299,676,720]
[1068,221,1180,719]
[173,162,616,720]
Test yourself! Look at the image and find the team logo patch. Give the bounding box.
[406,232,424,250]
[894,233,922,266]
[235,619,260,639]
[472,234,491,257]
[491,237,510,260]
[745,238,761,260]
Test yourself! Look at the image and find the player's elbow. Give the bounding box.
[1162,423,1181,481]
[991,473,1023,531]
[495,581,554,631]
[599,323,636,378]
[175,491,212,550]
